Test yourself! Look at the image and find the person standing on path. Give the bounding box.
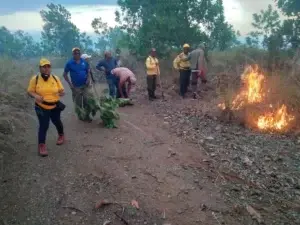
[145,48,160,101]
[96,51,118,97]
[111,67,137,99]
[181,43,208,99]
[27,58,65,157]
[173,43,191,98]
[81,53,95,83]
[63,47,93,122]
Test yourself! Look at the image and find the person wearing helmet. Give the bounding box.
[145,48,160,100]
[181,43,208,99]
[173,43,191,98]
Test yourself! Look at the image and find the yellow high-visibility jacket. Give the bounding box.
[173,52,191,70]
[145,56,160,75]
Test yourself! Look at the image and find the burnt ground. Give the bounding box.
[1,69,300,225]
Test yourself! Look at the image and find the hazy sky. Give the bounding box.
[0,0,278,36]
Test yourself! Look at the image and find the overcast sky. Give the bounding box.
[0,0,279,37]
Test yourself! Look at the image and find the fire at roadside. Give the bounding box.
[218,64,295,133]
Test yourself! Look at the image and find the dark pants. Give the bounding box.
[106,75,117,97]
[116,78,128,98]
[35,105,64,144]
[179,69,191,96]
[147,75,157,98]
[72,86,93,120]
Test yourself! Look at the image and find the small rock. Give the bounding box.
[246,205,262,223]
[71,211,76,215]
[200,204,207,211]
[205,136,214,140]
[194,179,199,183]
[264,156,271,161]
[243,156,253,166]
[176,209,183,214]
[215,125,221,131]
[132,175,137,179]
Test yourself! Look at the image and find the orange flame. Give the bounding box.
[257,105,294,131]
[218,65,294,131]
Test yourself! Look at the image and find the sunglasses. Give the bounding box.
[73,51,81,55]
[42,64,51,68]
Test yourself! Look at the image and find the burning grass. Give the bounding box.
[218,64,296,133]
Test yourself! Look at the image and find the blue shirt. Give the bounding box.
[96,57,118,78]
[64,58,89,87]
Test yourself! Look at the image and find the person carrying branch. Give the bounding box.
[111,67,137,99]
[181,43,208,99]
[145,48,160,101]
[173,43,191,98]
[63,47,94,122]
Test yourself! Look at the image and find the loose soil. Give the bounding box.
[1,69,299,225]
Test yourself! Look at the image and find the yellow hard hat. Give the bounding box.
[39,58,51,67]
[183,43,190,48]
[72,47,80,52]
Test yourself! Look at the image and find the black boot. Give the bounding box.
[148,90,153,101]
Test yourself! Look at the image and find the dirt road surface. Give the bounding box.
[1,69,300,225]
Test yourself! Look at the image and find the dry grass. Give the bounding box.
[0,57,34,151]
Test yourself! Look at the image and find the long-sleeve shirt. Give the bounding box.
[145,56,160,76]
[173,52,191,70]
[96,57,118,77]
[184,48,207,72]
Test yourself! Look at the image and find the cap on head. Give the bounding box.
[151,48,156,52]
[81,53,91,60]
[72,47,80,52]
[183,43,190,48]
[40,58,51,67]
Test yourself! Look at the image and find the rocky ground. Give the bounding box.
[1,71,300,225]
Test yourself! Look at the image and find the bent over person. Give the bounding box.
[111,67,137,98]
[27,58,65,157]
[63,47,94,122]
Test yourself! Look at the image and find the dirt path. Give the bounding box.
[1,69,236,225]
[13,65,300,225]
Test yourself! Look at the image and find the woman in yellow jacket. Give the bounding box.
[27,58,65,157]
[145,48,160,100]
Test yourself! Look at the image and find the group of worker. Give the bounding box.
[173,43,208,99]
[27,47,137,156]
[27,44,207,157]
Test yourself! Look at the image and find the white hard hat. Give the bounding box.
[81,53,92,59]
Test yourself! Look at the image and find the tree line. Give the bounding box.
[0,0,299,59]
